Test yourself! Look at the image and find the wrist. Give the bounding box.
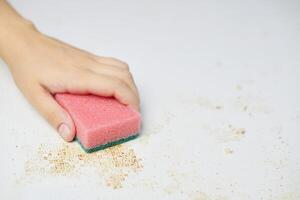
[0,19,41,67]
[0,0,48,72]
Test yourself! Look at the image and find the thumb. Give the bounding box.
[28,86,75,142]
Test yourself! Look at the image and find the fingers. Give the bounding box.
[91,56,129,69]
[64,72,140,111]
[87,64,140,100]
[88,56,140,104]
[28,85,76,142]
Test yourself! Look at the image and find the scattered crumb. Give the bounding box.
[192,192,209,200]
[164,171,186,195]
[210,124,246,142]
[233,128,246,136]
[234,96,272,114]
[224,148,234,155]
[22,143,143,189]
[107,145,143,172]
[216,106,223,110]
[192,97,224,111]
[236,85,243,91]
[106,173,128,189]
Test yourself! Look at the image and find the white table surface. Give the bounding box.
[1,0,300,199]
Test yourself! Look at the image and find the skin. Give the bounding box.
[0,0,140,141]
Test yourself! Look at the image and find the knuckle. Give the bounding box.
[121,70,132,80]
[115,79,126,88]
[120,62,129,70]
[108,57,129,69]
[113,79,128,93]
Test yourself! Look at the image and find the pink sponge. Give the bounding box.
[55,93,141,152]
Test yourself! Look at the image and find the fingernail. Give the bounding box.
[58,123,70,140]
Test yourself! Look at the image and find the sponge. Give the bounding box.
[55,93,141,153]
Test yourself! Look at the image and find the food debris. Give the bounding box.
[224,148,234,155]
[234,128,246,135]
[210,124,246,143]
[215,106,223,110]
[236,85,243,91]
[106,173,128,189]
[23,143,143,189]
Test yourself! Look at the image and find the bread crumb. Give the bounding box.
[224,148,234,155]
[236,85,243,91]
[23,143,143,189]
[234,128,246,135]
[215,106,223,110]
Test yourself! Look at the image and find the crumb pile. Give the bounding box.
[24,143,143,189]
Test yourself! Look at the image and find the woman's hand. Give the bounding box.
[1,22,140,142]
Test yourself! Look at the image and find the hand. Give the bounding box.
[2,25,140,142]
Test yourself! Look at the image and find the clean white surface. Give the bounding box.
[1,0,300,199]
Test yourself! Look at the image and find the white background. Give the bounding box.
[0,0,300,199]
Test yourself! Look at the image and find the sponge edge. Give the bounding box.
[77,134,139,153]
[55,94,141,152]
